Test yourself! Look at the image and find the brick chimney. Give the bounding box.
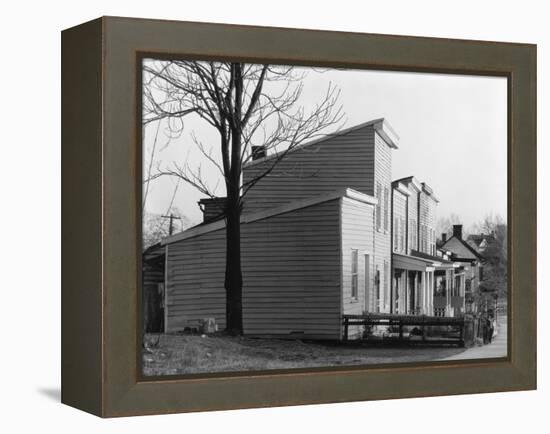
[453,224,463,239]
[251,145,266,160]
[198,197,226,223]
[441,233,447,243]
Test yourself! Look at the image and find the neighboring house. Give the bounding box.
[390,176,445,316]
[439,225,484,314]
[142,243,166,333]
[388,179,470,318]
[467,232,498,258]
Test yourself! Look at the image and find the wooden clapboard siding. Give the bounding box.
[165,230,226,332]
[407,187,419,253]
[165,199,343,339]
[418,191,437,255]
[340,197,375,337]
[242,126,376,214]
[392,189,407,255]
[143,245,165,287]
[244,199,341,338]
[142,245,166,332]
[373,132,393,313]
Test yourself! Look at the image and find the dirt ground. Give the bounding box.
[142,333,467,376]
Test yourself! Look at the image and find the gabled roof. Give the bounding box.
[244,118,399,169]
[467,233,496,247]
[161,188,377,245]
[393,176,422,192]
[440,235,483,261]
[391,180,412,197]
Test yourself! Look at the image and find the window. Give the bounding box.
[383,187,389,231]
[422,225,427,252]
[351,249,358,300]
[435,276,446,296]
[410,219,417,250]
[393,217,399,250]
[375,183,382,230]
[399,217,405,251]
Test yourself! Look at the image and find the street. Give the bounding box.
[439,315,508,361]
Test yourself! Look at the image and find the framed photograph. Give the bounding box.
[61,16,536,417]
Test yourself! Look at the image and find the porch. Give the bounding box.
[392,253,435,316]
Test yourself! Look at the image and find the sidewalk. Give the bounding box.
[439,315,508,361]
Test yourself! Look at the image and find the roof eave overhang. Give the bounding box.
[161,187,377,245]
[373,119,399,149]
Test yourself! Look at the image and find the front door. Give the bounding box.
[408,271,416,314]
[374,268,380,313]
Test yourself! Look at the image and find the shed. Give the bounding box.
[142,243,166,333]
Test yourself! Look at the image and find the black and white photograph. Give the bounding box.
[1,0,545,428]
[140,60,508,376]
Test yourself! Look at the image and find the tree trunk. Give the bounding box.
[224,62,244,335]
[224,191,243,335]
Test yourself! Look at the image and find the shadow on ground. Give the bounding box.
[37,387,61,402]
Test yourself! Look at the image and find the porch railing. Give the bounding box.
[342,313,465,346]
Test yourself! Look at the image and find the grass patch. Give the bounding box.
[142,333,466,376]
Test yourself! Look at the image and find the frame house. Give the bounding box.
[158,118,399,340]
[390,177,470,318]
[439,225,484,314]
[142,243,166,332]
[391,177,437,316]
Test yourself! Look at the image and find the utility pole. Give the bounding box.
[161,213,182,236]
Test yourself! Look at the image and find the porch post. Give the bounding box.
[428,272,433,315]
[416,272,421,314]
[403,270,409,314]
[446,270,451,316]
[422,271,428,315]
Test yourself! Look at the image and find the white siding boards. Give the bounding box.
[340,197,376,337]
[373,132,394,313]
[161,118,398,341]
[392,189,408,255]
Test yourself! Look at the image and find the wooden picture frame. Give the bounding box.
[61,16,536,417]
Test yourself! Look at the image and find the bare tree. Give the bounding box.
[143,60,343,335]
[436,212,462,240]
[143,208,192,249]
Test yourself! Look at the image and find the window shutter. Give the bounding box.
[384,187,390,231]
[376,183,382,230]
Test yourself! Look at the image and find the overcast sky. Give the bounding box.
[142,64,507,231]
